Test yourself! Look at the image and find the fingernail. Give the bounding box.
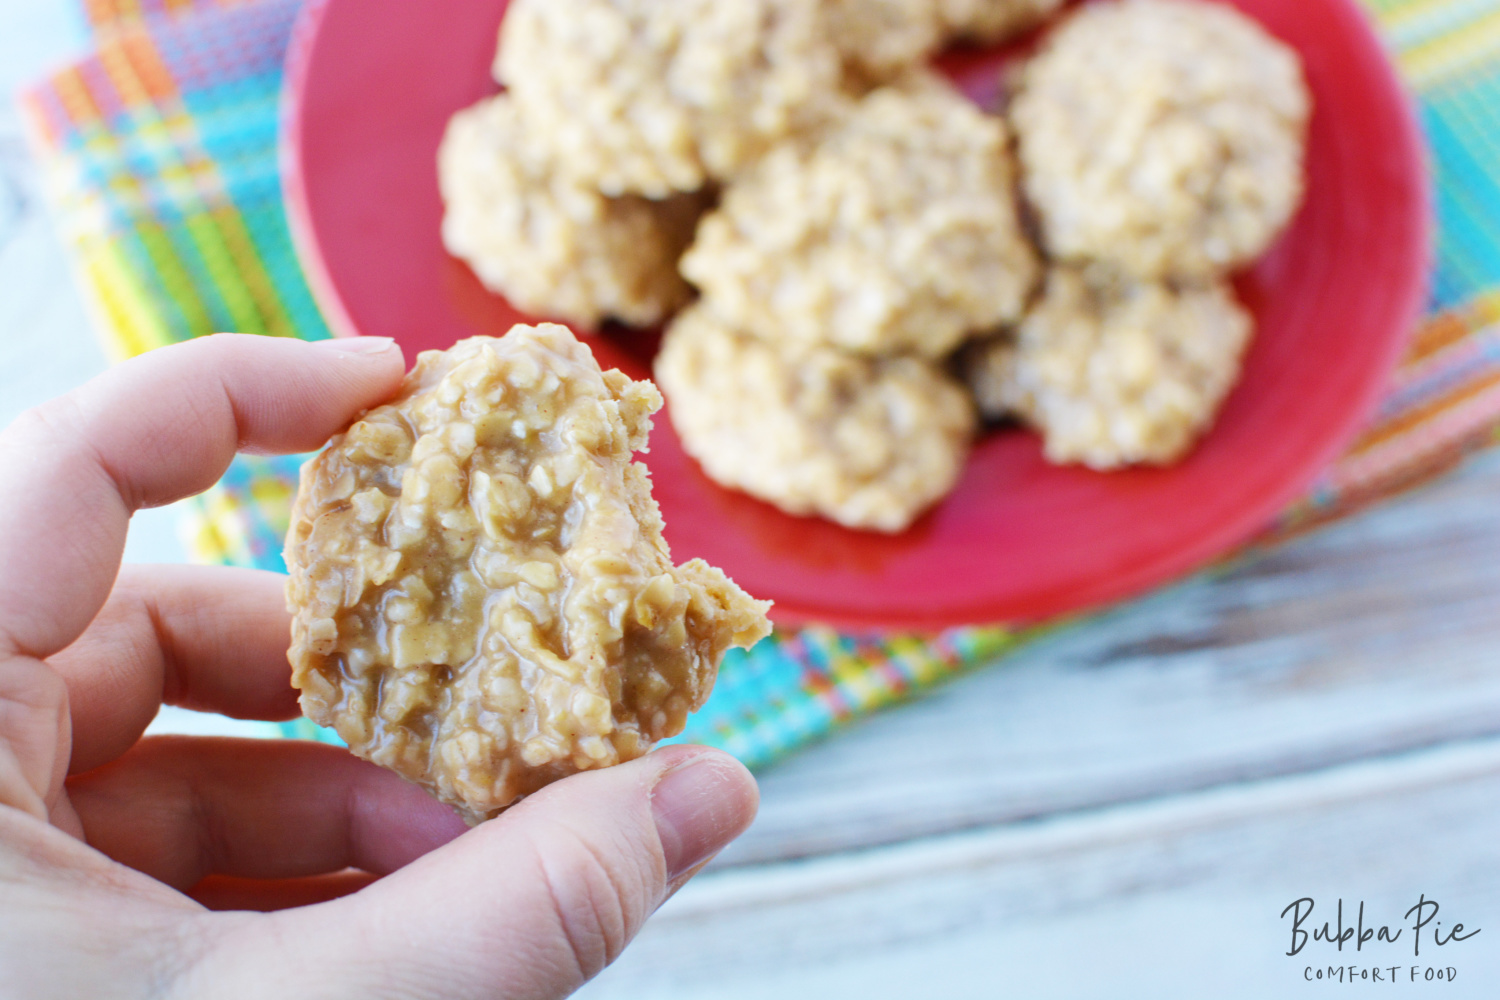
[663,854,719,905]
[314,336,397,355]
[650,750,756,880]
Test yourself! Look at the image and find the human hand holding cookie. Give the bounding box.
[0,333,759,999]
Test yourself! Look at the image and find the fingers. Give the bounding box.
[200,747,758,1000]
[0,656,71,822]
[49,565,298,774]
[0,334,403,661]
[0,335,398,818]
[66,737,468,889]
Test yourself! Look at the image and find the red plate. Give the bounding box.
[282,0,1429,631]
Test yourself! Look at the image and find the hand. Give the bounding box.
[0,334,758,999]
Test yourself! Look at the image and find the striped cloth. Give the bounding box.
[19,0,1500,768]
[19,0,326,359]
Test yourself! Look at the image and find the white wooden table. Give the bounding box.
[4,5,1498,997]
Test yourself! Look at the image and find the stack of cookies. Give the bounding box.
[440,0,1310,532]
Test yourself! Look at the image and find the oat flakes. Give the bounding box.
[439,96,700,329]
[965,267,1252,468]
[1011,0,1310,280]
[824,0,1065,79]
[656,303,976,532]
[681,73,1039,359]
[285,325,772,822]
[495,0,849,197]
[936,0,1066,42]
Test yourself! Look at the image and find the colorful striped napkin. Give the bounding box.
[20,0,326,359]
[19,0,1500,768]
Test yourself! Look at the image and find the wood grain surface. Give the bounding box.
[724,450,1500,867]
[584,737,1500,999]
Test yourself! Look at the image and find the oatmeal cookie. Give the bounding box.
[680,74,1039,359]
[937,0,1066,42]
[494,0,848,197]
[961,330,1026,421]
[966,267,1252,468]
[821,0,945,80]
[285,325,772,822]
[1011,0,1310,279]
[824,0,1065,79]
[656,303,976,532]
[438,96,700,329]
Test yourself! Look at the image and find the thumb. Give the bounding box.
[200,746,758,1000]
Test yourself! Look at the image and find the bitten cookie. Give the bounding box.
[285,325,772,823]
